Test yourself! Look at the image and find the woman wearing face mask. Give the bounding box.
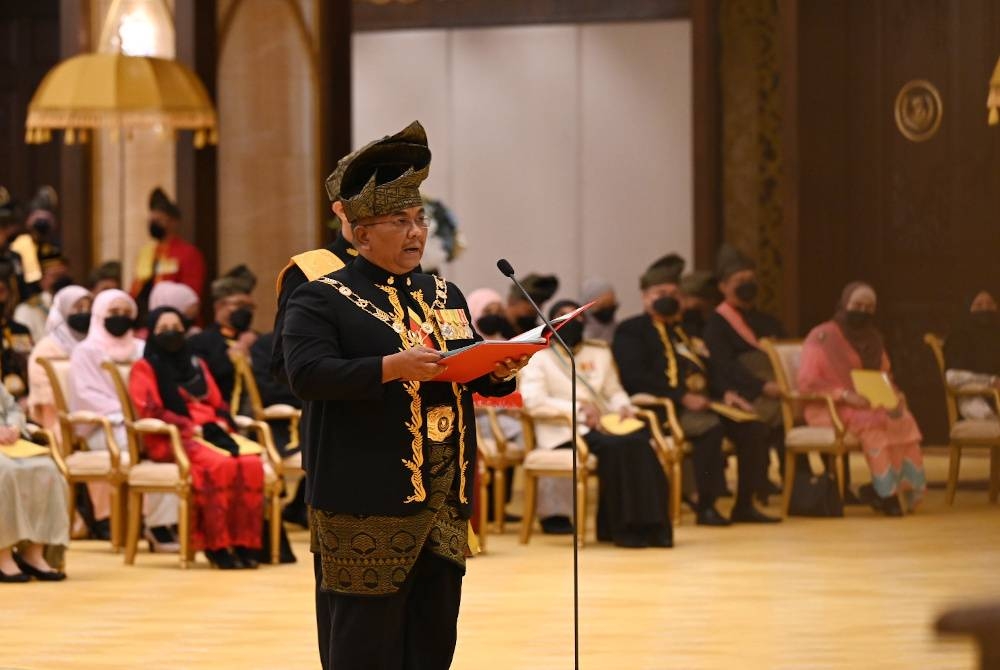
[468,288,514,341]
[581,277,619,344]
[944,290,1000,420]
[129,307,265,569]
[798,282,926,515]
[520,300,673,547]
[27,285,92,436]
[68,290,179,548]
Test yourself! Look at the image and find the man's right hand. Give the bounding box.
[681,393,710,412]
[841,391,871,409]
[0,426,20,445]
[383,347,445,382]
[579,401,601,429]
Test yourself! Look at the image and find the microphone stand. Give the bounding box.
[498,260,580,670]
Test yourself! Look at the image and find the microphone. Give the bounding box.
[496,258,580,670]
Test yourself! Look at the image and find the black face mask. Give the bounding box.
[228,307,253,334]
[735,280,758,303]
[32,218,53,239]
[558,319,584,348]
[844,310,873,329]
[104,315,134,337]
[476,314,515,340]
[154,330,186,354]
[971,311,999,327]
[652,296,680,319]
[592,305,618,325]
[515,315,538,333]
[181,316,195,332]
[149,221,167,241]
[66,312,91,336]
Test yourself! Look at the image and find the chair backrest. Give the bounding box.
[101,361,141,463]
[923,333,958,428]
[229,351,264,419]
[36,357,71,414]
[760,338,805,431]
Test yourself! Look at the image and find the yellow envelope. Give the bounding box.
[850,370,899,410]
[0,440,51,459]
[710,402,759,423]
[599,414,645,435]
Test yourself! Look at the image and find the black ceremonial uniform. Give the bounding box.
[613,313,768,514]
[283,255,515,666]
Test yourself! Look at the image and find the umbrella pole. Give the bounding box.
[118,124,126,272]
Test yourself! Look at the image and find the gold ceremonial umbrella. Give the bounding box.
[25,52,217,147]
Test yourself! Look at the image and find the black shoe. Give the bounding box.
[540,516,574,535]
[205,548,239,570]
[233,547,259,569]
[13,554,66,581]
[91,518,111,541]
[843,488,864,506]
[696,507,732,527]
[881,496,904,517]
[730,505,781,524]
[646,526,674,548]
[0,567,30,583]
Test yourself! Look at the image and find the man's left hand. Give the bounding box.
[492,355,530,382]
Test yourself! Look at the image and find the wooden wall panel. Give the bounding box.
[786,0,1000,441]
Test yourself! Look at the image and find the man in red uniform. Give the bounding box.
[131,187,206,309]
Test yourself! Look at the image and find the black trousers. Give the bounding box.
[687,417,769,510]
[316,549,463,670]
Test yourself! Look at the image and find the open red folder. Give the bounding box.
[433,302,593,383]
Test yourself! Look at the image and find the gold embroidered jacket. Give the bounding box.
[282,255,515,517]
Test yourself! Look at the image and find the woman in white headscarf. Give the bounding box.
[27,285,92,435]
[68,289,178,549]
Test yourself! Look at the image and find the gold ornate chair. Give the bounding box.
[629,393,688,525]
[924,333,1000,504]
[475,446,490,553]
[37,356,127,551]
[759,338,861,517]
[474,405,526,534]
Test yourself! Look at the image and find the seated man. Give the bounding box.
[613,259,779,524]
[189,266,258,410]
[703,245,786,491]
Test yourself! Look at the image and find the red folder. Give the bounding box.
[433,302,593,384]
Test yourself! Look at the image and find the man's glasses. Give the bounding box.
[357,214,431,231]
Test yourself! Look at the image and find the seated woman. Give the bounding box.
[27,284,92,435]
[69,289,178,549]
[798,282,926,515]
[520,300,672,548]
[0,383,68,582]
[129,307,265,569]
[146,281,201,336]
[944,289,1000,420]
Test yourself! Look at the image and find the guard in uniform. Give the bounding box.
[613,261,779,525]
[283,121,523,669]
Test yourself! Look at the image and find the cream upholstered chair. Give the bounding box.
[759,338,862,517]
[924,334,1000,504]
[474,405,525,534]
[228,352,296,562]
[37,357,127,551]
[102,361,195,568]
[629,393,688,525]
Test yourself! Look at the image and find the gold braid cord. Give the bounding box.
[653,321,680,388]
[672,325,708,370]
[412,283,468,504]
[402,380,427,503]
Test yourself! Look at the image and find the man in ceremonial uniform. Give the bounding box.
[613,261,779,524]
[283,121,523,669]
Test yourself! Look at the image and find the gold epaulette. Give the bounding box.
[275,248,346,295]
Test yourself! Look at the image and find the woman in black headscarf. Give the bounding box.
[945,290,1000,420]
[128,307,265,569]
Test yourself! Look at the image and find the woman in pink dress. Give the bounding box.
[797,282,926,515]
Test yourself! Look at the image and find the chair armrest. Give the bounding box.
[27,424,67,479]
[629,393,685,442]
[130,419,190,477]
[632,408,676,469]
[261,404,301,421]
[235,415,283,475]
[62,411,122,468]
[782,391,846,435]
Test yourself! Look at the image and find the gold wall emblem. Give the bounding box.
[894,80,942,142]
[427,406,456,442]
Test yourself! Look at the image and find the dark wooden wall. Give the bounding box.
[782,0,1000,441]
[0,0,61,214]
